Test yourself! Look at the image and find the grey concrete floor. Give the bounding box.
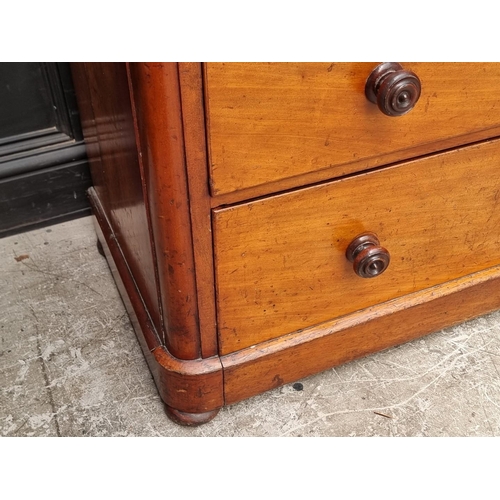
[1,216,500,436]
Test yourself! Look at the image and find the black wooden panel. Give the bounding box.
[0,63,59,141]
[0,62,85,167]
[0,63,81,159]
[0,143,87,179]
[0,63,91,236]
[0,160,91,236]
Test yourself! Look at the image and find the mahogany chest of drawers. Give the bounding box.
[71,62,500,425]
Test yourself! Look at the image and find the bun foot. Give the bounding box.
[164,405,220,426]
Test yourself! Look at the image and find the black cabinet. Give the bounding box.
[0,62,91,236]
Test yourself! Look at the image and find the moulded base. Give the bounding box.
[88,186,500,425]
[88,187,224,426]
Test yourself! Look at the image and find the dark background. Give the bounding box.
[0,62,91,237]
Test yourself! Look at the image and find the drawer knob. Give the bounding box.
[365,62,421,117]
[346,232,390,278]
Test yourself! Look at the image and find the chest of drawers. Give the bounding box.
[71,62,500,425]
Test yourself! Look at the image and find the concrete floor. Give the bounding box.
[1,216,500,436]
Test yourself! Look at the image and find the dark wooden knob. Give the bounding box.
[346,232,390,278]
[365,62,421,117]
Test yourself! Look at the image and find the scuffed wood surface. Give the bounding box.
[206,62,500,196]
[221,264,500,406]
[214,139,500,353]
[70,63,163,338]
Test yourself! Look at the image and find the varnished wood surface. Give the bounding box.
[90,187,223,419]
[214,139,500,354]
[128,63,201,360]
[74,61,500,424]
[206,63,500,196]
[221,264,500,405]
[178,63,219,358]
[68,64,102,183]
[70,63,162,336]
[125,64,167,346]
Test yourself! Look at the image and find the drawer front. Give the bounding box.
[206,62,500,196]
[214,139,500,355]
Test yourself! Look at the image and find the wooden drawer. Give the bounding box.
[206,63,500,196]
[214,138,500,355]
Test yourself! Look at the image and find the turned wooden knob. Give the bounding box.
[365,62,421,117]
[346,232,390,278]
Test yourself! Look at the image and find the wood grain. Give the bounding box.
[178,62,219,358]
[70,63,163,337]
[214,138,500,354]
[128,63,201,360]
[90,187,223,417]
[206,62,500,196]
[74,62,500,424]
[221,264,500,405]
